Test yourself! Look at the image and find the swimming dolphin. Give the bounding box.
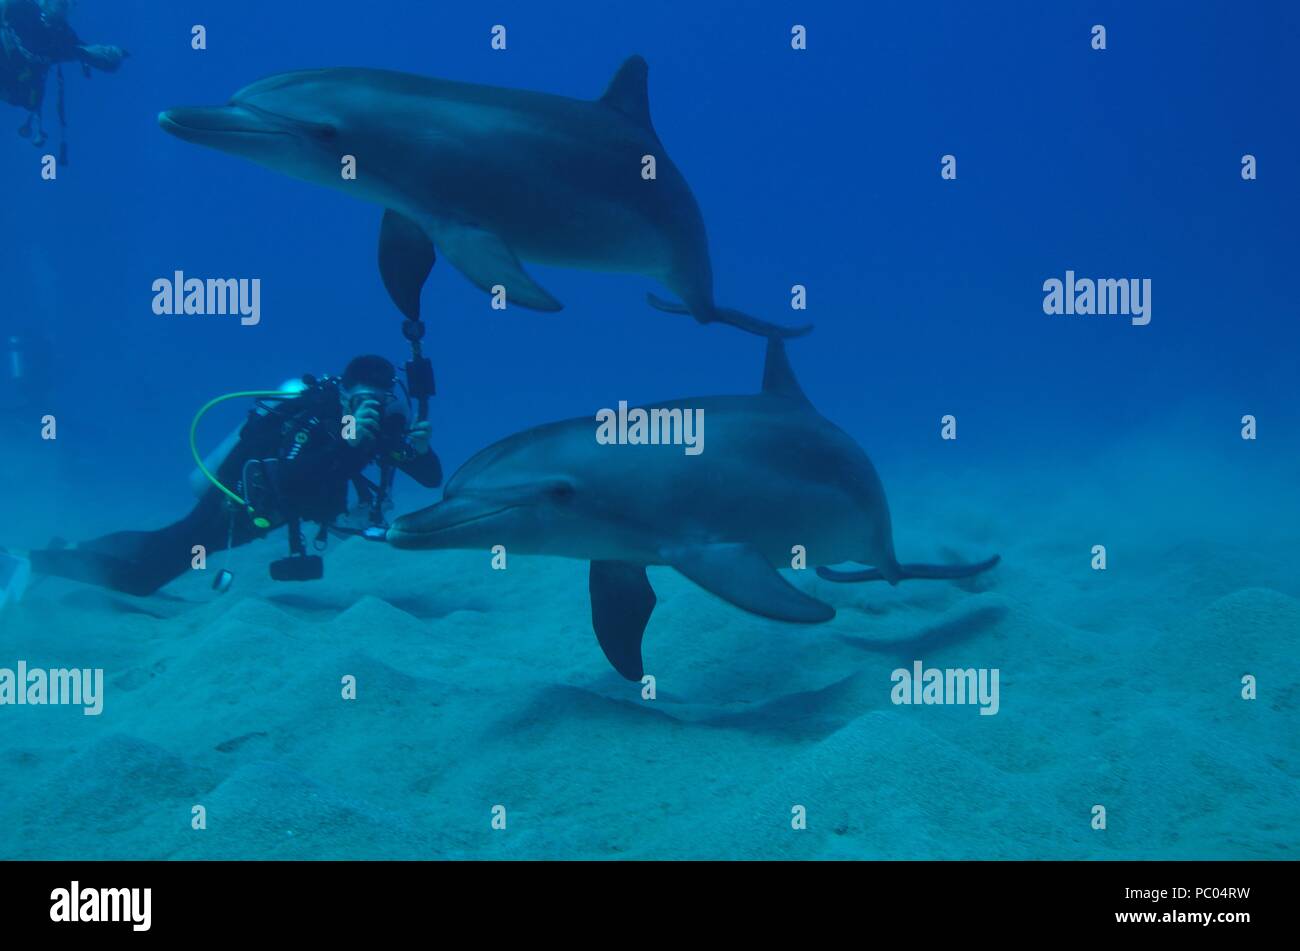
[386,339,999,680]
[157,57,808,338]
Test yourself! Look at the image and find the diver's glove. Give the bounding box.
[76,44,128,73]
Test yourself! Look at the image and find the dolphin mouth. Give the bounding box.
[387,501,518,549]
[158,105,292,143]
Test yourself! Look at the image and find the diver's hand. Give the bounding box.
[77,45,128,73]
[407,420,433,455]
[346,399,383,446]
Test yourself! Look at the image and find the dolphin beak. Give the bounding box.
[157,105,286,145]
[385,515,432,549]
[387,498,518,549]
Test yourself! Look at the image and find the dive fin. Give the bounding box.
[645,293,813,339]
[598,55,655,132]
[589,560,657,680]
[378,209,436,322]
[665,543,834,622]
[817,555,1000,584]
[435,221,563,312]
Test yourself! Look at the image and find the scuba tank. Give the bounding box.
[187,377,308,496]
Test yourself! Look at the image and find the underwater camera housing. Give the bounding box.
[269,554,324,582]
[271,512,325,582]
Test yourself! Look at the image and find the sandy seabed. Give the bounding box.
[0,448,1296,860]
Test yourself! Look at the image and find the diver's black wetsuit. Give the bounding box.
[1,0,79,59]
[1,0,78,110]
[1,0,125,124]
[30,379,442,596]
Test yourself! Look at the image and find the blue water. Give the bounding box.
[0,1,1296,859]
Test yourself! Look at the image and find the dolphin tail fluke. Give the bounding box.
[645,293,813,339]
[817,555,1000,585]
[815,565,888,583]
[590,560,657,680]
[715,306,814,339]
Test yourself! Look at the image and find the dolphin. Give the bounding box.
[157,57,808,338]
[386,339,999,680]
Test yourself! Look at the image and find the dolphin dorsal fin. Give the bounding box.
[761,338,811,404]
[599,55,654,131]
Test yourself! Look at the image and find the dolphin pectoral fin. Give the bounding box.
[665,544,835,623]
[378,209,436,322]
[434,222,563,312]
[589,561,657,680]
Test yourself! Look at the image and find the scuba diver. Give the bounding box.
[19,355,442,597]
[0,0,127,153]
[1,324,52,417]
[0,326,51,613]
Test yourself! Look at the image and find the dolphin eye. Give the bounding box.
[314,125,338,141]
[548,483,575,503]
